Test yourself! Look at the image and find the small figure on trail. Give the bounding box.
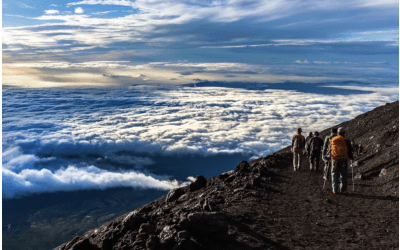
[307,131,324,171]
[292,128,306,171]
[304,132,313,155]
[328,127,353,194]
[322,128,338,181]
[352,139,359,156]
[358,143,363,155]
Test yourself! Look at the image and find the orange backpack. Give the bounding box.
[328,135,348,161]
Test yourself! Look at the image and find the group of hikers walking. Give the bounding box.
[291,127,362,194]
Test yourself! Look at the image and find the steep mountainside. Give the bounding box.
[55,101,399,250]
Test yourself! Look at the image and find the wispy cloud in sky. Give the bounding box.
[67,0,137,8]
[2,0,398,87]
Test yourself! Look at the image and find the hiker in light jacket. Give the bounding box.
[306,131,324,171]
[322,128,337,180]
[292,128,305,171]
[329,127,353,194]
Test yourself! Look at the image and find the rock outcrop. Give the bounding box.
[55,101,399,250]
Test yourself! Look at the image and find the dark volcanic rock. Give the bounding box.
[159,225,178,245]
[138,222,155,234]
[235,161,250,173]
[189,175,207,192]
[166,188,185,203]
[55,101,399,250]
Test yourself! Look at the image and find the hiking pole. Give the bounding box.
[322,158,327,190]
[351,160,354,192]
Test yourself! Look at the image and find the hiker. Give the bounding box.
[304,132,313,155]
[322,128,337,181]
[292,128,306,171]
[328,127,353,194]
[358,143,363,155]
[352,139,359,156]
[306,131,324,171]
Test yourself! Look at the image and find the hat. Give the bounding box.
[338,127,345,135]
[314,131,319,136]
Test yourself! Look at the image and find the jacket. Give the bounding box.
[292,134,305,151]
[307,136,324,155]
[322,133,337,156]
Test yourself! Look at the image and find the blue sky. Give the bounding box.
[2,0,399,87]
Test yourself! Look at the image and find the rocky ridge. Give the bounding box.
[55,101,399,250]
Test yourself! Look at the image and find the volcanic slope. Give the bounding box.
[55,101,399,250]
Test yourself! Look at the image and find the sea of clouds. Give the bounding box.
[2,82,398,198]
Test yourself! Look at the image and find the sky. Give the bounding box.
[2,0,399,87]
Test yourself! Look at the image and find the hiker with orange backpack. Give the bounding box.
[327,127,354,194]
[292,128,306,171]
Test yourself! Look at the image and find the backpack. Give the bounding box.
[310,137,323,152]
[328,135,348,161]
[293,134,305,149]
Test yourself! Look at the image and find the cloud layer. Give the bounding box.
[3,162,184,199]
[2,83,398,198]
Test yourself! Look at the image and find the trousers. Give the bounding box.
[331,159,348,192]
[323,160,330,180]
[309,150,321,170]
[293,150,302,170]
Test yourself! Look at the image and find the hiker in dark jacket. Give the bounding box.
[352,139,359,156]
[306,131,324,171]
[329,127,353,194]
[304,132,313,155]
[292,128,305,171]
[322,128,337,180]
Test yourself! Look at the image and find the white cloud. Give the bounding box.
[313,61,331,64]
[2,83,398,198]
[3,0,397,55]
[45,9,60,15]
[92,10,116,15]
[67,0,137,8]
[360,0,399,7]
[75,7,84,14]
[295,59,310,64]
[2,165,182,198]
[4,61,337,87]
[16,1,35,9]
[3,14,29,18]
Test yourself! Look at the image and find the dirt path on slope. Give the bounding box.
[250,151,399,249]
[53,150,399,250]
